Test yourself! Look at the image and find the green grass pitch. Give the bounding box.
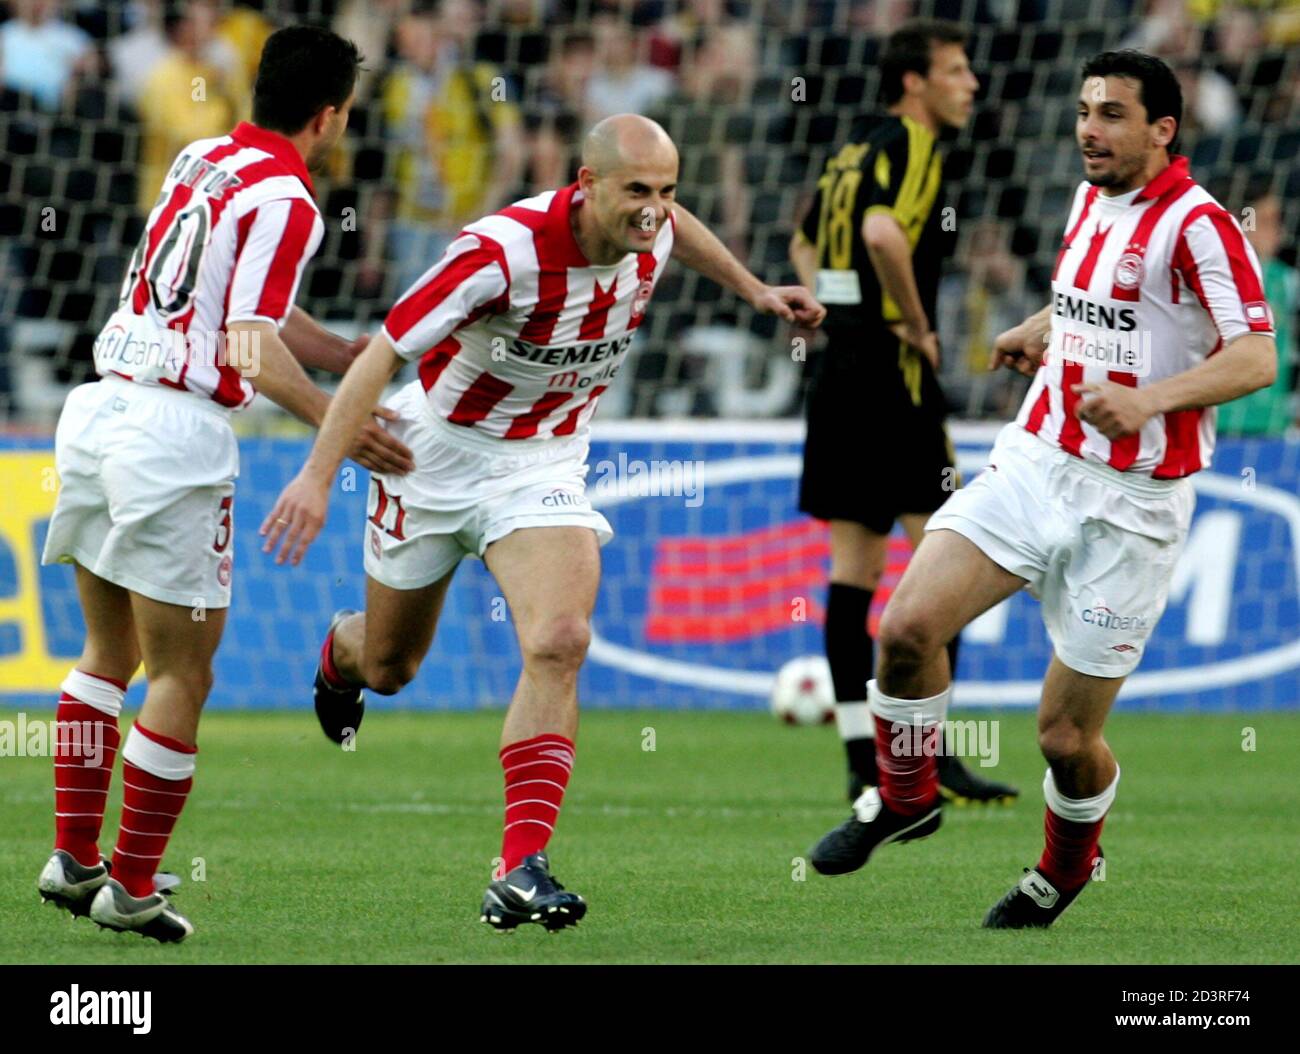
[2,707,1298,964]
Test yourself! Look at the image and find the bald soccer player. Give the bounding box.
[261,115,826,930]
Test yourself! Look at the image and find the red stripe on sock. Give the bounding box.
[499,734,575,873]
[320,625,356,690]
[873,714,940,817]
[1037,807,1105,891]
[53,696,120,868]
[133,722,198,755]
[112,761,192,897]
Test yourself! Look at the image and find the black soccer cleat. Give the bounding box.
[314,609,365,745]
[982,849,1103,929]
[89,878,194,943]
[810,787,942,876]
[937,752,1019,806]
[480,852,587,932]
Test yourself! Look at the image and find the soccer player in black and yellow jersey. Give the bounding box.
[790,19,1018,806]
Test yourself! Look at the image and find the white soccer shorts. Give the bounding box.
[362,381,613,590]
[42,376,239,609]
[926,423,1195,677]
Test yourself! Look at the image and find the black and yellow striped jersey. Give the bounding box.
[799,114,949,341]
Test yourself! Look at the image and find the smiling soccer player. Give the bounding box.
[261,114,825,931]
[806,50,1277,928]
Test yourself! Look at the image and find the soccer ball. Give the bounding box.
[770,656,836,726]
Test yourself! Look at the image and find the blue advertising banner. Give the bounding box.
[3,422,1296,711]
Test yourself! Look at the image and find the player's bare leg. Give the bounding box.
[478,526,599,930]
[313,570,456,743]
[896,516,1020,805]
[86,591,225,942]
[810,528,1026,874]
[984,658,1122,928]
[37,566,140,916]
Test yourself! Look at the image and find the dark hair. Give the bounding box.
[879,19,967,105]
[1079,50,1183,153]
[253,26,363,136]
[161,1,190,42]
[1243,172,1277,206]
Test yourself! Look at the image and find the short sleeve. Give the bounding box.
[382,234,511,361]
[1174,209,1276,343]
[225,197,323,327]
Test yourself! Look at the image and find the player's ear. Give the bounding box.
[1152,116,1176,150]
[311,105,333,138]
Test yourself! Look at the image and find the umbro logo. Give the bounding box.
[1020,871,1060,908]
[852,787,883,824]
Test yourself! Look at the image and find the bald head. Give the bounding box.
[573,114,679,264]
[581,114,678,177]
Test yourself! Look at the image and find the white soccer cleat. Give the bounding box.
[89,878,194,943]
[38,850,109,917]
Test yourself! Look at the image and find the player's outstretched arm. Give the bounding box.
[229,321,412,477]
[1073,333,1277,440]
[990,304,1052,375]
[281,306,368,375]
[671,203,826,327]
[260,332,407,566]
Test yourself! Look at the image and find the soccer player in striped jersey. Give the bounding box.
[790,19,1017,807]
[35,27,412,942]
[262,113,825,930]
[808,51,1277,928]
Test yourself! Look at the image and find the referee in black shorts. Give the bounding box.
[790,19,1017,806]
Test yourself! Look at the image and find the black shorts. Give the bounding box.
[798,337,958,535]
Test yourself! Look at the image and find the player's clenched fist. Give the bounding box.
[260,474,331,566]
[751,285,827,327]
[1071,381,1156,439]
[989,317,1049,376]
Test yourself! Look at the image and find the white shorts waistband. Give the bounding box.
[99,373,234,421]
[1008,425,1189,501]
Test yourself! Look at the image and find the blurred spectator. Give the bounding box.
[379,0,525,295]
[214,0,274,118]
[1172,59,1240,134]
[1,0,97,109]
[585,14,673,122]
[1217,185,1299,436]
[109,0,239,106]
[1123,0,1241,133]
[1188,0,1300,45]
[334,0,407,103]
[1265,0,1300,45]
[649,22,758,258]
[524,29,594,190]
[936,219,1038,419]
[135,0,237,215]
[645,0,745,70]
[1210,2,1262,78]
[484,0,549,27]
[848,0,920,33]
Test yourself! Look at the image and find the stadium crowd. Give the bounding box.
[1,0,1296,426]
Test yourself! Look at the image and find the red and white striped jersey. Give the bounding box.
[1017,156,1275,478]
[382,183,675,440]
[94,122,324,409]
